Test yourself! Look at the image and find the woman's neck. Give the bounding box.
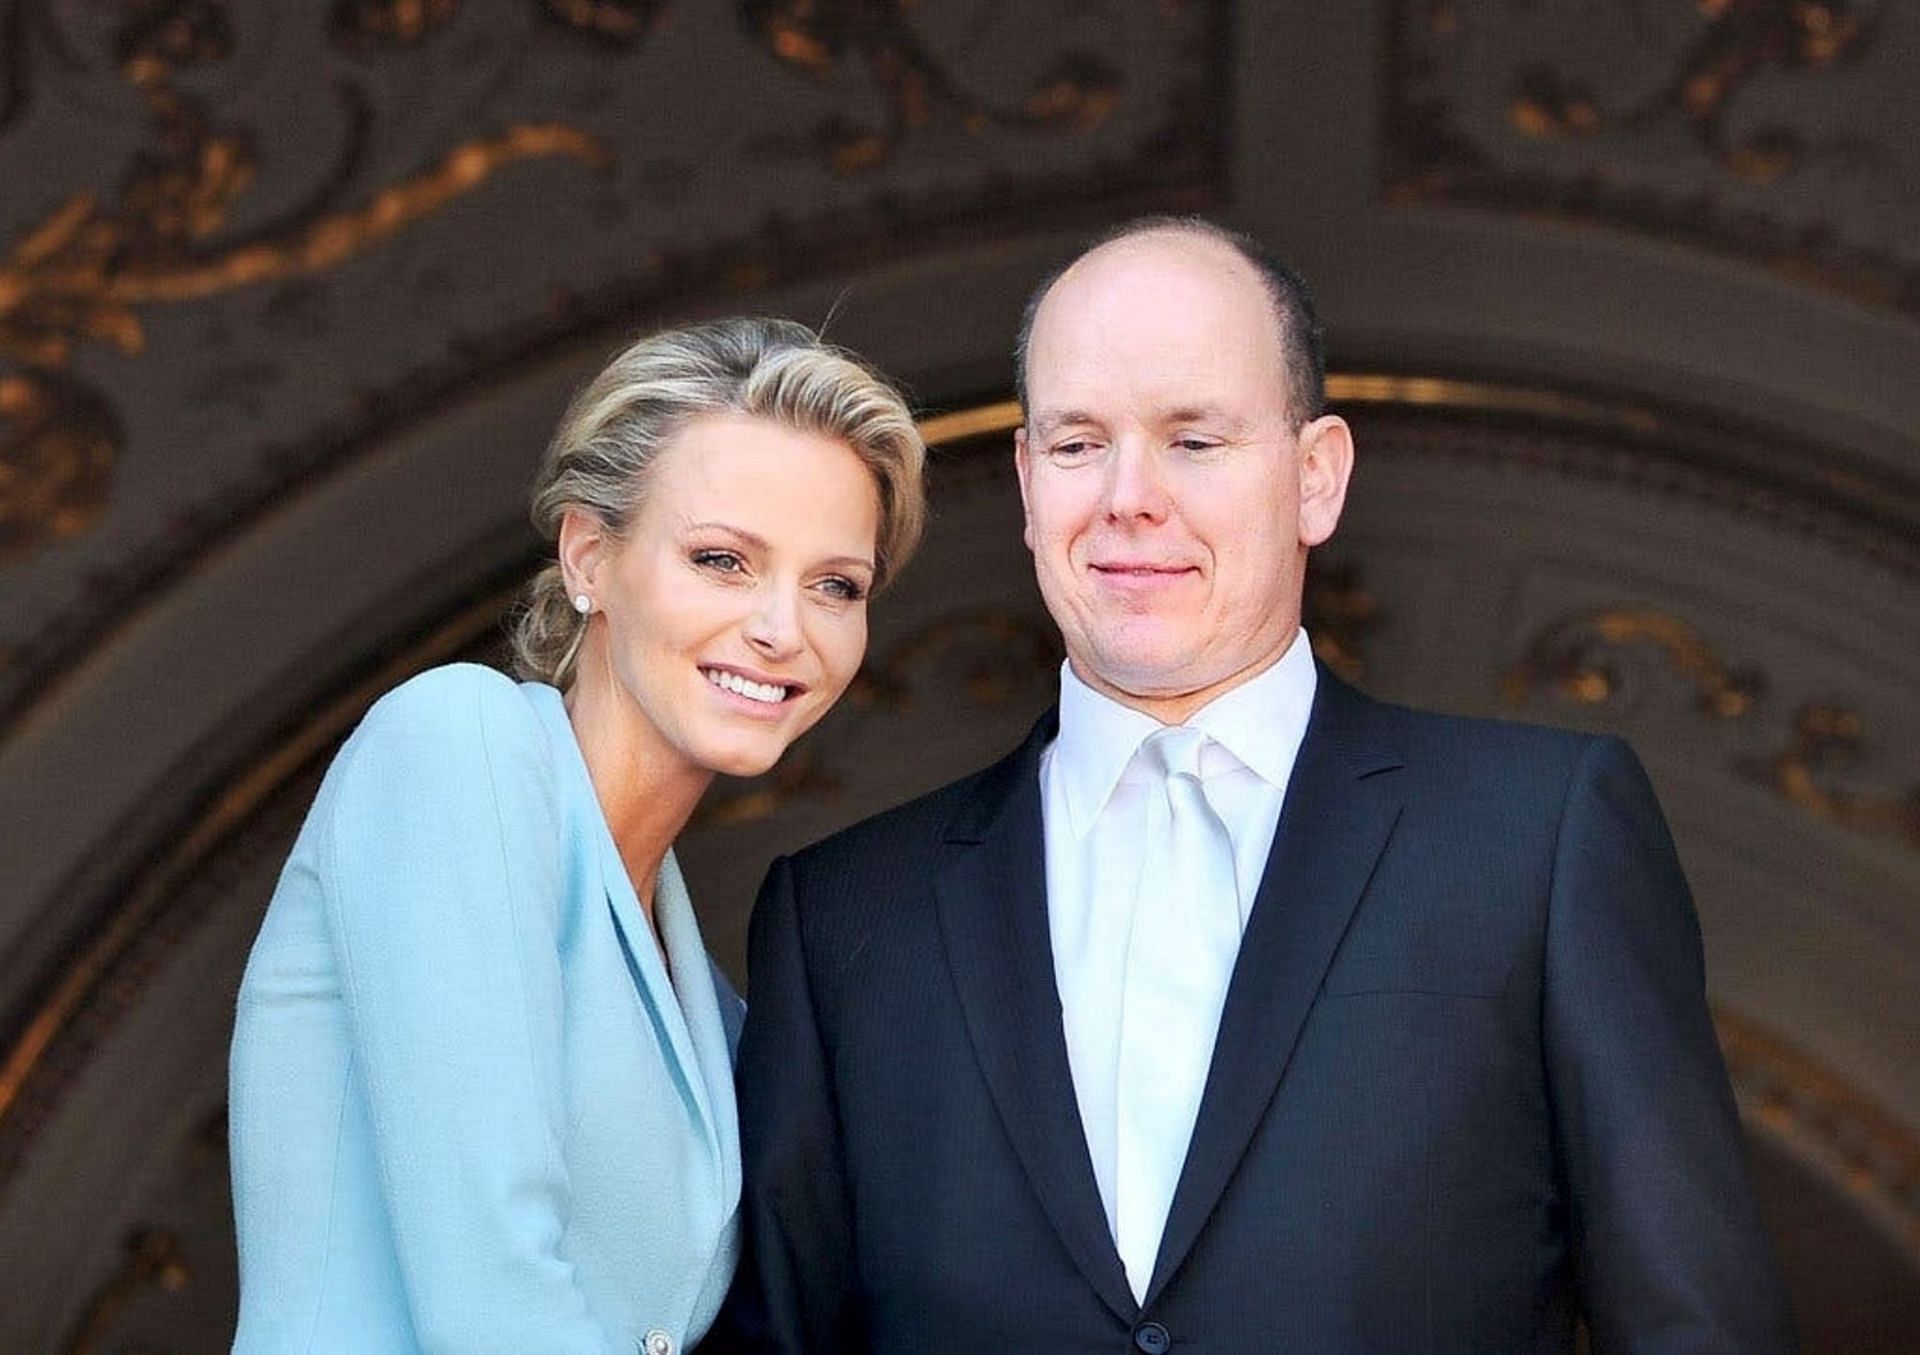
[562,664,713,917]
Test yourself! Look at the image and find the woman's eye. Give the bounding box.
[692,549,744,573]
[817,576,867,602]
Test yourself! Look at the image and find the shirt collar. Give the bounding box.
[1186,627,1318,790]
[1050,628,1319,838]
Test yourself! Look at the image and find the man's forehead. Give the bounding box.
[1048,229,1259,304]
[1032,236,1278,355]
[1027,399,1254,437]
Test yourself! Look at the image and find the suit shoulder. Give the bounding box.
[331,663,555,807]
[1342,686,1627,803]
[361,661,527,732]
[786,741,1026,887]
[797,765,992,866]
[348,662,555,759]
[1355,687,1595,760]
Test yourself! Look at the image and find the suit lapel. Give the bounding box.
[934,715,1140,1325]
[1148,670,1405,1302]
[529,683,717,1144]
[595,839,717,1143]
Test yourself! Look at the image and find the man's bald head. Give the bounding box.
[1014,216,1325,429]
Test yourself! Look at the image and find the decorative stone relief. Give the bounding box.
[1385,0,1920,313]
[0,0,1227,732]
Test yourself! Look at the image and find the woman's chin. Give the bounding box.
[696,738,789,782]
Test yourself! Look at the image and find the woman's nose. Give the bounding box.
[742,585,803,659]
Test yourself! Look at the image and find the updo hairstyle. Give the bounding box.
[511,316,927,689]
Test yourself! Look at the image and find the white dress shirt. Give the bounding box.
[1039,630,1318,1284]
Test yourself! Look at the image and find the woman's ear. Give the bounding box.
[557,508,608,602]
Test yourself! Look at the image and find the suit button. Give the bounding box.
[1132,1320,1172,1353]
[641,1331,675,1355]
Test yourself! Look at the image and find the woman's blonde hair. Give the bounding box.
[511,317,927,689]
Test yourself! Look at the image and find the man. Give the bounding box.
[718,218,1796,1351]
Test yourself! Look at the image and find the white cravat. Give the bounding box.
[1112,725,1242,1299]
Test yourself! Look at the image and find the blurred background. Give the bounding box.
[0,1,1915,1349]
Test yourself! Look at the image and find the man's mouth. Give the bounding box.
[1090,562,1195,578]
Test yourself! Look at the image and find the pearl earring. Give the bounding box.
[572,594,591,615]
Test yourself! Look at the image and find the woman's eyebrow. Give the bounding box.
[686,522,873,574]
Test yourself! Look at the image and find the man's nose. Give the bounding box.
[1102,441,1171,522]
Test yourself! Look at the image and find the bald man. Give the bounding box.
[715,218,1795,1353]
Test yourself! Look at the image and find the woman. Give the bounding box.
[229,317,926,1354]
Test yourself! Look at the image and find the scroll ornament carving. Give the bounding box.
[1504,0,1876,185]
[0,372,118,561]
[0,0,612,561]
[1752,703,1920,848]
[59,1108,229,1354]
[1506,606,1918,848]
[63,1228,191,1355]
[739,0,1125,175]
[1716,1004,1920,1259]
[328,0,463,49]
[328,0,669,51]
[1504,605,1763,719]
[1387,0,1919,314]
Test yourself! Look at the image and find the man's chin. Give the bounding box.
[1075,652,1212,702]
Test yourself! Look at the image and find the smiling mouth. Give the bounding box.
[702,667,796,705]
[1091,563,1195,578]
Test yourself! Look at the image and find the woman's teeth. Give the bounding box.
[704,668,788,704]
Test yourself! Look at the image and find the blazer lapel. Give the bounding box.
[1148,669,1406,1302]
[529,684,718,1145]
[596,836,717,1144]
[934,714,1140,1325]
[654,849,739,1203]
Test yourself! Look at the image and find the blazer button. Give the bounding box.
[640,1331,675,1355]
[1132,1320,1172,1353]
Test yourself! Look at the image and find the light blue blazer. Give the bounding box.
[229,663,741,1353]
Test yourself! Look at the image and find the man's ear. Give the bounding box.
[1296,414,1354,549]
[557,508,609,600]
[1013,426,1036,552]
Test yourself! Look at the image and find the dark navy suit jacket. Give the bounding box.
[713,668,1796,1352]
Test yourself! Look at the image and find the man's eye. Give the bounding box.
[1050,439,1098,459]
[692,549,744,572]
[1175,436,1219,453]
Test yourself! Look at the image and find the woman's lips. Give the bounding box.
[700,664,807,718]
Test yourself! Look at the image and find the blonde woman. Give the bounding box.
[229,318,925,1354]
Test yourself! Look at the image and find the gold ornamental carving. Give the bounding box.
[1503,0,1873,185]
[0,0,612,562]
[60,1108,229,1354]
[1750,703,1920,848]
[0,372,118,560]
[1506,605,1917,849]
[63,1228,191,1355]
[740,0,1124,175]
[329,0,463,49]
[1716,1003,1920,1260]
[1386,0,1919,315]
[328,0,669,51]
[1503,606,1762,718]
